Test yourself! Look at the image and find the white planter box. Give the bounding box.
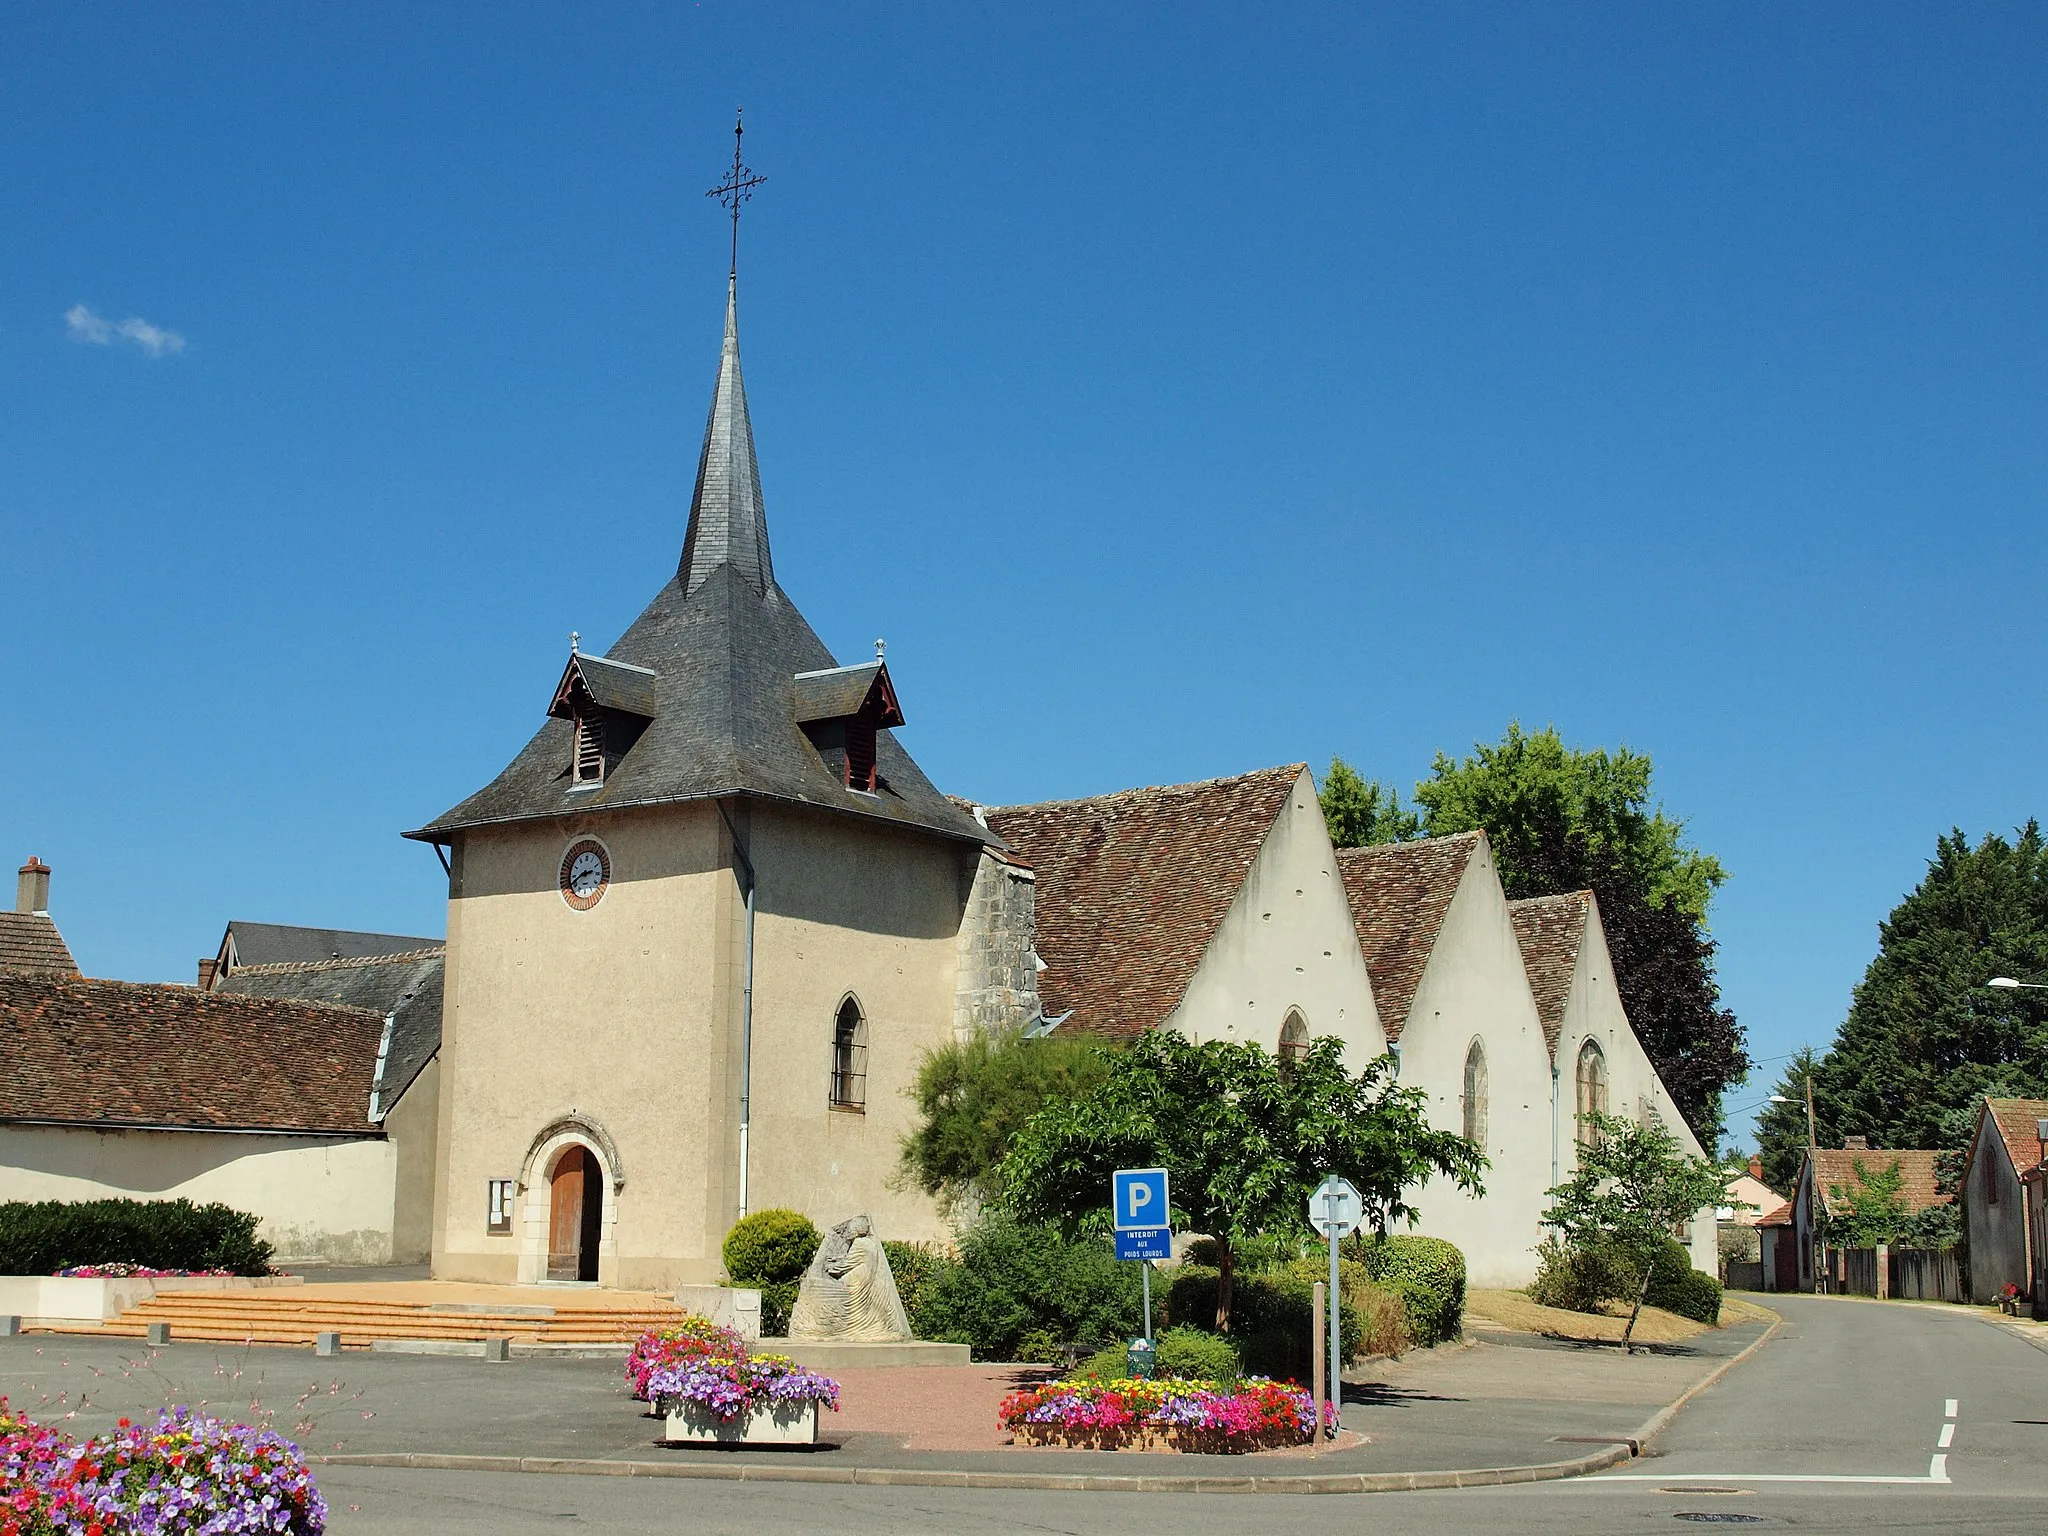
[662,1399,818,1445]
[0,1274,302,1323]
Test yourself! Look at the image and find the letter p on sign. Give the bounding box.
[1112,1168,1170,1232]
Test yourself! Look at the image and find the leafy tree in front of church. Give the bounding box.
[1796,823,2048,1161]
[898,1030,1115,1217]
[995,1030,1485,1333]
[1326,725,1748,1140]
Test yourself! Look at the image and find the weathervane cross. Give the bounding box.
[706,108,767,281]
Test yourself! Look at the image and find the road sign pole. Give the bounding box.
[1327,1220,1341,1434]
[1141,1260,1153,1345]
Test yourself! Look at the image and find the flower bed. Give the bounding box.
[998,1377,1325,1455]
[648,1353,839,1447]
[53,1265,237,1280]
[625,1316,749,1400]
[1,1396,326,1534]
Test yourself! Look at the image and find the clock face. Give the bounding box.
[559,838,610,911]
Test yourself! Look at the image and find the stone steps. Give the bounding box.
[43,1291,692,1348]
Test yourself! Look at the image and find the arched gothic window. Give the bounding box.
[1278,1010,1309,1073]
[1575,1039,1609,1149]
[830,996,868,1112]
[1461,1039,1488,1146]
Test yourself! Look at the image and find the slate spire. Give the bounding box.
[679,277,773,597]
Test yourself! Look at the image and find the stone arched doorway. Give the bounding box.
[546,1144,604,1282]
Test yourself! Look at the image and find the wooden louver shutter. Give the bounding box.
[574,712,606,784]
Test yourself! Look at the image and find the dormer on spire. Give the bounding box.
[678,279,773,598]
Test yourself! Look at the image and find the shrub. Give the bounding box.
[1528,1235,1638,1314]
[1153,1324,1243,1382]
[0,1199,273,1277]
[1277,1256,1412,1356]
[882,1240,951,1326]
[1164,1266,1362,1381]
[908,1214,1144,1361]
[1181,1233,1308,1272]
[1642,1237,1722,1323]
[1355,1234,1465,1345]
[721,1209,819,1287]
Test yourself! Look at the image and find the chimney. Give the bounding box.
[197,958,219,990]
[1842,1134,1869,1151]
[1748,1155,1763,1181]
[16,857,50,915]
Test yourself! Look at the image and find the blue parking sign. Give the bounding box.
[1112,1167,1170,1232]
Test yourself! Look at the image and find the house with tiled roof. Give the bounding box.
[1788,1140,1950,1292]
[2,859,79,978]
[980,765,1384,1062]
[1338,835,1570,1287]
[1960,1097,2048,1302]
[0,971,418,1263]
[1505,888,1718,1278]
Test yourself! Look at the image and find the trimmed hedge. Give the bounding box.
[0,1199,272,1277]
[1079,1325,1242,1383]
[1529,1236,1722,1325]
[722,1209,820,1337]
[1165,1266,1363,1381]
[1355,1234,1465,1345]
[1644,1238,1722,1323]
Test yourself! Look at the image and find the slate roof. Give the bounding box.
[793,663,897,725]
[0,912,80,977]
[1808,1148,1948,1216]
[1968,1098,2048,1183]
[222,922,441,970]
[560,653,661,719]
[979,766,1306,1039]
[1335,833,1483,1041]
[0,974,384,1134]
[1507,891,1591,1053]
[409,284,989,852]
[218,949,445,1114]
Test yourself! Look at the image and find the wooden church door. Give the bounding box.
[547,1147,600,1282]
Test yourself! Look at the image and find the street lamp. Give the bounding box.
[1988,977,2047,990]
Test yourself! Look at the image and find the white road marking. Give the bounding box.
[1596,1469,1952,1485]
[1945,1398,1958,1418]
[1938,1422,1955,1448]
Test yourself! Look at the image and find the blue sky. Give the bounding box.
[5,5,2043,1150]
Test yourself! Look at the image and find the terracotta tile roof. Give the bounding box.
[1506,891,1590,1053]
[1334,833,1483,1041]
[1975,1098,2048,1181]
[1810,1148,1948,1216]
[0,973,385,1135]
[0,913,80,977]
[1756,1198,1794,1228]
[980,766,1305,1039]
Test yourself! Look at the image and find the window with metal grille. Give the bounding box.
[573,712,606,786]
[830,996,867,1112]
[1575,1039,1608,1149]
[1462,1039,1489,1146]
[1278,1009,1309,1073]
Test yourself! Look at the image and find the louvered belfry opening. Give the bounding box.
[573,712,607,786]
[844,721,877,793]
[830,996,867,1112]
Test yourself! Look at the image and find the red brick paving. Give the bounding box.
[827,1365,1050,1451]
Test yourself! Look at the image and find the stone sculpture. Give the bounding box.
[787,1214,911,1342]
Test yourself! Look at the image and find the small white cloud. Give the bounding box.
[66,303,185,357]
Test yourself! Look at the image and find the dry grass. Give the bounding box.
[1466,1288,1778,1346]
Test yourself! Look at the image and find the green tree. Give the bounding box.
[898,1031,1114,1216]
[1413,724,1747,1137]
[1754,1048,1821,1194]
[1806,824,2048,1156]
[1541,1110,1736,1353]
[996,1031,1485,1332]
[1319,757,1421,848]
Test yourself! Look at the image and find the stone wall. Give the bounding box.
[953,849,1039,1040]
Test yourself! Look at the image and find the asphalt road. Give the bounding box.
[308,1296,2048,1533]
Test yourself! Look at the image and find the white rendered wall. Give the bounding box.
[1393,839,1559,1289]
[1552,908,1720,1277]
[1167,769,1386,1066]
[0,1126,398,1264]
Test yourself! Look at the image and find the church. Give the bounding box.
[401,259,1714,1291]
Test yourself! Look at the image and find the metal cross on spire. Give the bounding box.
[706,108,767,281]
